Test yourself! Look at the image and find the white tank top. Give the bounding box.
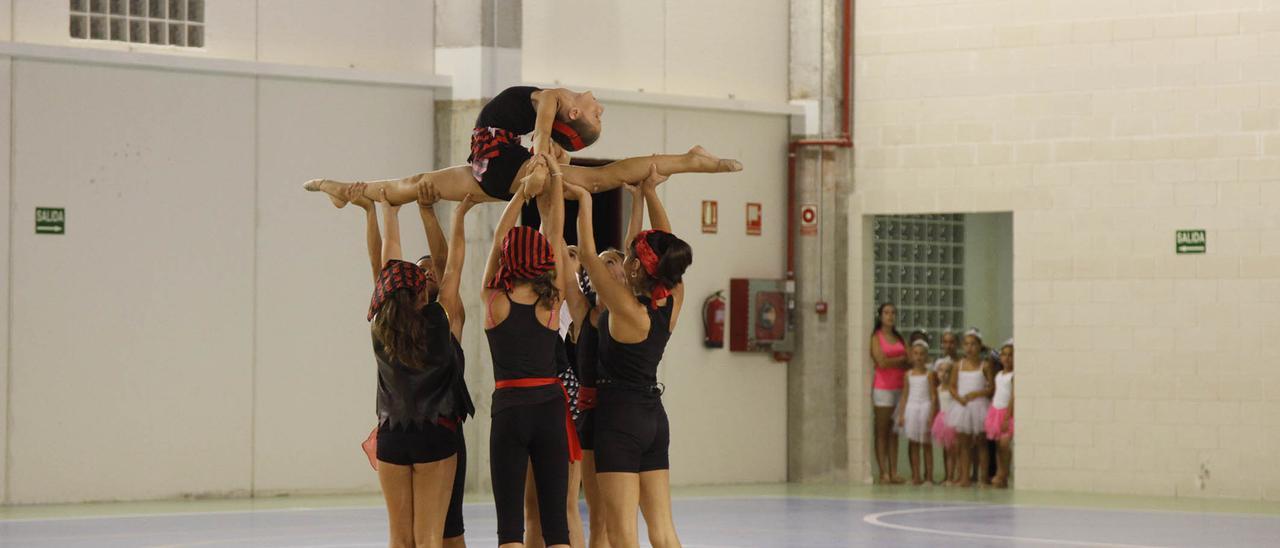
[992,371,1013,409]
[906,372,931,404]
[956,368,987,397]
[937,384,955,407]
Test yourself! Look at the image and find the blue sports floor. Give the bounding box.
[2,484,1278,547]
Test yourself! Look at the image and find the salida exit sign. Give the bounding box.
[1176,229,1205,254]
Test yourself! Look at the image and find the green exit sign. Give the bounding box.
[1176,229,1205,254]
[35,207,65,235]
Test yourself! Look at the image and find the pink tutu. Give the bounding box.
[985,406,1013,440]
[931,411,957,448]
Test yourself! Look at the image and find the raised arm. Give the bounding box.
[439,194,476,338]
[566,183,645,327]
[529,89,565,157]
[377,188,402,265]
[622,183,644,251]
[639,164,672,233]
[349,183,381,283]
[482,183,533,289]
[416,182,448,281]
[542,155,569,298]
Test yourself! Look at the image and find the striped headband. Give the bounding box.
[488,226,556,291]
[552,120,587,151]
[368,259,427,321]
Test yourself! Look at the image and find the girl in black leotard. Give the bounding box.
[482,157,578,548]
[304,86,742,209]
[355,182,477,548]
[565,164,692,548]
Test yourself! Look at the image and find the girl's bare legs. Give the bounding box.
[873,407,894,483]
[305,155,548,207]
[908,442,922,485]
[597,473,641,548]
[559,146,741,193]
[581,451,611,548]
[993,437,1012,488]
[888,429,903,483]
[412,457,459,548]
[955,434,973,488]
[923,443,934,485]
[380,462,416,548]
[976,439,991,486]
[637,470,681,548]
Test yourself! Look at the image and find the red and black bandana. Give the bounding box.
[634,229,672,308]
[551,120,587,151]
[368,259,427,321]
[488,226,556,291]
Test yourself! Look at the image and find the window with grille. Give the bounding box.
[872,214,964,344]
[70,0,204,48]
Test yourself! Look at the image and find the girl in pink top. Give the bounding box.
[869,303,908,484]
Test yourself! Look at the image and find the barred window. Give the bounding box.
[872,214,965,344]
[70,0,204,48]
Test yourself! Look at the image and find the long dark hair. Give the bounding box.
[512,270,560,307]
[371,289,435,369]
[873,302,905,344]
[630,231,693,295]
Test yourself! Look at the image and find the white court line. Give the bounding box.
[863,505,1168,548]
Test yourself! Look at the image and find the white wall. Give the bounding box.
[8,60,257,503]
[522,0,789,103]
[1,62,437,505]
[11,0,433,71]
[849,0,1280,499]
[254,79,435,494]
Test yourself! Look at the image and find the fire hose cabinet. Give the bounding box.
[728,278,793,353]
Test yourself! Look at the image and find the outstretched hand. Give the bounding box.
[376,187,399,212]
[641,163,668,190]
[348,182,374,211]
[416,180,440,208]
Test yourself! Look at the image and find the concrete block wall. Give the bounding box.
[849,0,1280,499]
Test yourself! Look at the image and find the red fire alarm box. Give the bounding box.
[729,278,793,353]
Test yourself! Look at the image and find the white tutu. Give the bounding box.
[946,397,990,434]
[901,400,933,443]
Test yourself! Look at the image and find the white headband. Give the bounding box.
[1002,338,1014,349]
[963,327,983,341]
[911,339,930,351]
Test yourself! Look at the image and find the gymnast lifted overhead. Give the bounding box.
[304,86,743,206]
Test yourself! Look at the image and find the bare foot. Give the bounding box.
[889,476,907,485]
[912,477,924,486]
[304,179,350,209]
[878,474,893,485]
[688,145,743,172]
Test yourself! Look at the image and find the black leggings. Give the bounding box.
[445,428,466,539]
[490,398,570,545]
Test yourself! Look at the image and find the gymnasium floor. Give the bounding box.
[2,484,1277,547]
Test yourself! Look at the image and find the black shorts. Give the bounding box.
[592,392,670,473]
[444,428,467,539]
[376,421,457,466]
[576,408,596,451]
[474,145,532,201]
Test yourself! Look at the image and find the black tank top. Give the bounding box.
[597,297,674,389]
[485,293,562,415]
[374,302,471,428]
[474,86,538,134]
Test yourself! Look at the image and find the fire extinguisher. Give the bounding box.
[703,291,726,348]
